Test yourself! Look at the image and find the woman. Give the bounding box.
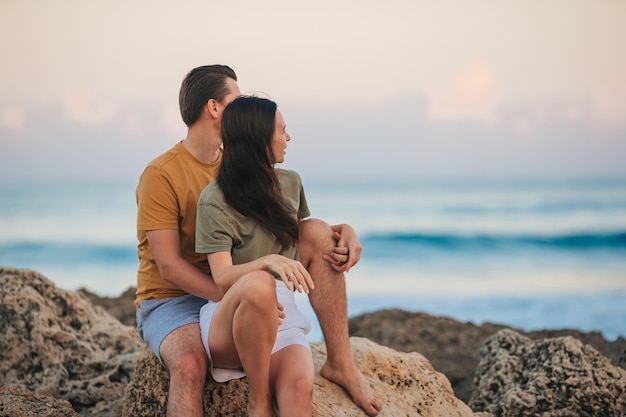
[196,95,316,417]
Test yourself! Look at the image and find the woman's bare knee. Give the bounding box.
[271,346,314,396]
[274,369,314,413]
[236,271,276,307]
[290,372,314,397]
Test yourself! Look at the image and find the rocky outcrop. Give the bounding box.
[123,338,474,417]
[348,309,626,403]
[4,267,626,416]
[3,267,474,416]
[0,267,144,416]
[0,385,80,417]
[78,287,137,327]
[469,329,626,417]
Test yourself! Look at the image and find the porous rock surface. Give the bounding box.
[348,309,626,403]
[5,266,625,417]
[123,338,474,417]
[0,384,80,417]
[469,328,626,417]
[0,267,143,416]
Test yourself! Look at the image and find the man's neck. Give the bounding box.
[182,128,221,164]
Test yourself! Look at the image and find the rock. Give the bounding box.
[123,337,474,417]
[78,287,137,327]
[469,329,626,417]
[0,267,144,416]
[348,309,626,403]
[0,384,80,417]
[91,291,626,405]
[349,309,503,402]
[6,266,623,417]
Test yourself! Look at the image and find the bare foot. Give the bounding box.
[321,361,382,416]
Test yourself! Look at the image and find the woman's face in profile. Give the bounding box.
[270,110,291,164]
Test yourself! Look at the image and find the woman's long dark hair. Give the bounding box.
[217,96,299,247]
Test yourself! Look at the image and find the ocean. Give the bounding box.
[1,177,625,342]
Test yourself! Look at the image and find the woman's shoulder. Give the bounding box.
[276,168,302,182]
[198,180,224,205]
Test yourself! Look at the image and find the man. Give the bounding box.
[135,65,382,416]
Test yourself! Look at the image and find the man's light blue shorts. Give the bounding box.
[136,294,207,363]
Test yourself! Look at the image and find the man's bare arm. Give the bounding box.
[146,229,223,301]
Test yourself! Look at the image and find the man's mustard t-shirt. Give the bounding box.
[135,142,221,307]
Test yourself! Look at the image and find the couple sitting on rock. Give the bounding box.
[134,65,382,417]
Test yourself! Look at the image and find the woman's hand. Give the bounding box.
[264,254,315,294]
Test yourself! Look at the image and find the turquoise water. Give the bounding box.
[1,178,625,341]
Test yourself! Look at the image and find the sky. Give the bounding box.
[1,0,626,182]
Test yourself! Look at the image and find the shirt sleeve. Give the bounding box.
[196,200,235,254]
[298,181,311,219]
[136,165,180,231]
[291,171,311,219]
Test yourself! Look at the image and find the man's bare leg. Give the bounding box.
[160,323,208,417]
[299,219,382,416]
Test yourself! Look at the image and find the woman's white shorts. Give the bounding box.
[199,282,312,382]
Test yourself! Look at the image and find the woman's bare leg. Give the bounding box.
[270,345,314,417]
[208,272,278,417]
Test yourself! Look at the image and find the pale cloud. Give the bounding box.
[455,61,494,105]
[589,75,626,130]
[123,114,143,138]
[428,60,496,126]
[0,104,26,133]
[505,86,626,137]
[506,101,577,137]
[159,103,185,138]
[511,117,535,136]
[562,102,585,123]
[64,92,117,126]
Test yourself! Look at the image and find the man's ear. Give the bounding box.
[206,99,220,119]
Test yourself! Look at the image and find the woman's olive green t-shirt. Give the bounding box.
[195,169,310,268]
